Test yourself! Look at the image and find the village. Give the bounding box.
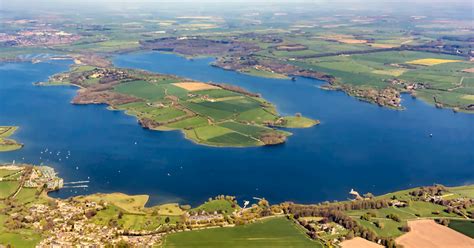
[0,29,80,47]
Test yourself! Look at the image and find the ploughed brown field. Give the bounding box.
[395,220,474,248]
[462,68,474,73]
[340,237,383,248]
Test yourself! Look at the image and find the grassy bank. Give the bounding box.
[0,126,23,152]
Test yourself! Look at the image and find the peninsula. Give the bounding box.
[0,126,23,152]
[38,65,318,147]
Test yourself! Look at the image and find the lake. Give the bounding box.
[1,51,473,206]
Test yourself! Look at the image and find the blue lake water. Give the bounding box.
[0,52,473,206]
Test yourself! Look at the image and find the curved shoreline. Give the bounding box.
[0,126,23,152]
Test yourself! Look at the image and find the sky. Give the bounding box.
[1,0,471,15]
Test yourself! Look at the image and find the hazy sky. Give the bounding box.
[1,0,471,15]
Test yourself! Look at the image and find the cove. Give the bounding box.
[0,52,473,206]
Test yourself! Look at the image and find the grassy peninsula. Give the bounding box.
[0,126,23,152]
[39,65,318,147]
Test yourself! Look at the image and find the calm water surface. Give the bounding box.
[0,52,473,206]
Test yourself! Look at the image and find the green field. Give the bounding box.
[115,80,169,101]
[75,193,149,214]
[0,126,23,152]
[278,116,319,128]
[91,204,180,231]
[240,67,289,79]
[0,169,20,178]
[448,220,474,238]
[163,217,323,248]
[192,199,239,215]
[449,185,474,198]
[0,181,20,199]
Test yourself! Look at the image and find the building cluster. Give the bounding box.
[29,200,163,247]
[185,211,225,225]
[386,78,428,91]
[0,29,81,47]
[24,166,64,191]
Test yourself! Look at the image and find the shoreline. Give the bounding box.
[1,163,472,247]
[0,126,24,152]
[6,49,473,114]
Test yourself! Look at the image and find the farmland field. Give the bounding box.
[163,217,323,248]
[192,199,238,215]
[407,58,462,66]
[449,185,474,198]
[0,181,20,199]
[74,193,149,214]
[395,220,474,248]
[448,220,474,238]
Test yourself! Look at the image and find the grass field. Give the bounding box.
[149,203,185,216]
[449,185,474,198]
[448,220,474,238]
[194,129,261,146]
[114,80,168,101]
[0,169,20,178]
[75,193,149,214]
[240,67,289,79]
[0,181,20,199]
[192,199,239,215]
[278,116,320,128]
[91,204,181,231]
[163,217,323,248]
[165,116,208,129]
[13,188,40,204]
[0,126,23,152]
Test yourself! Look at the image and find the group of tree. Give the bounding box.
[284,201,410,248]
[409,185,447,198]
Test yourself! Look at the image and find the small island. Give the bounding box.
[0,126,23,152]
[39,65,319,147]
